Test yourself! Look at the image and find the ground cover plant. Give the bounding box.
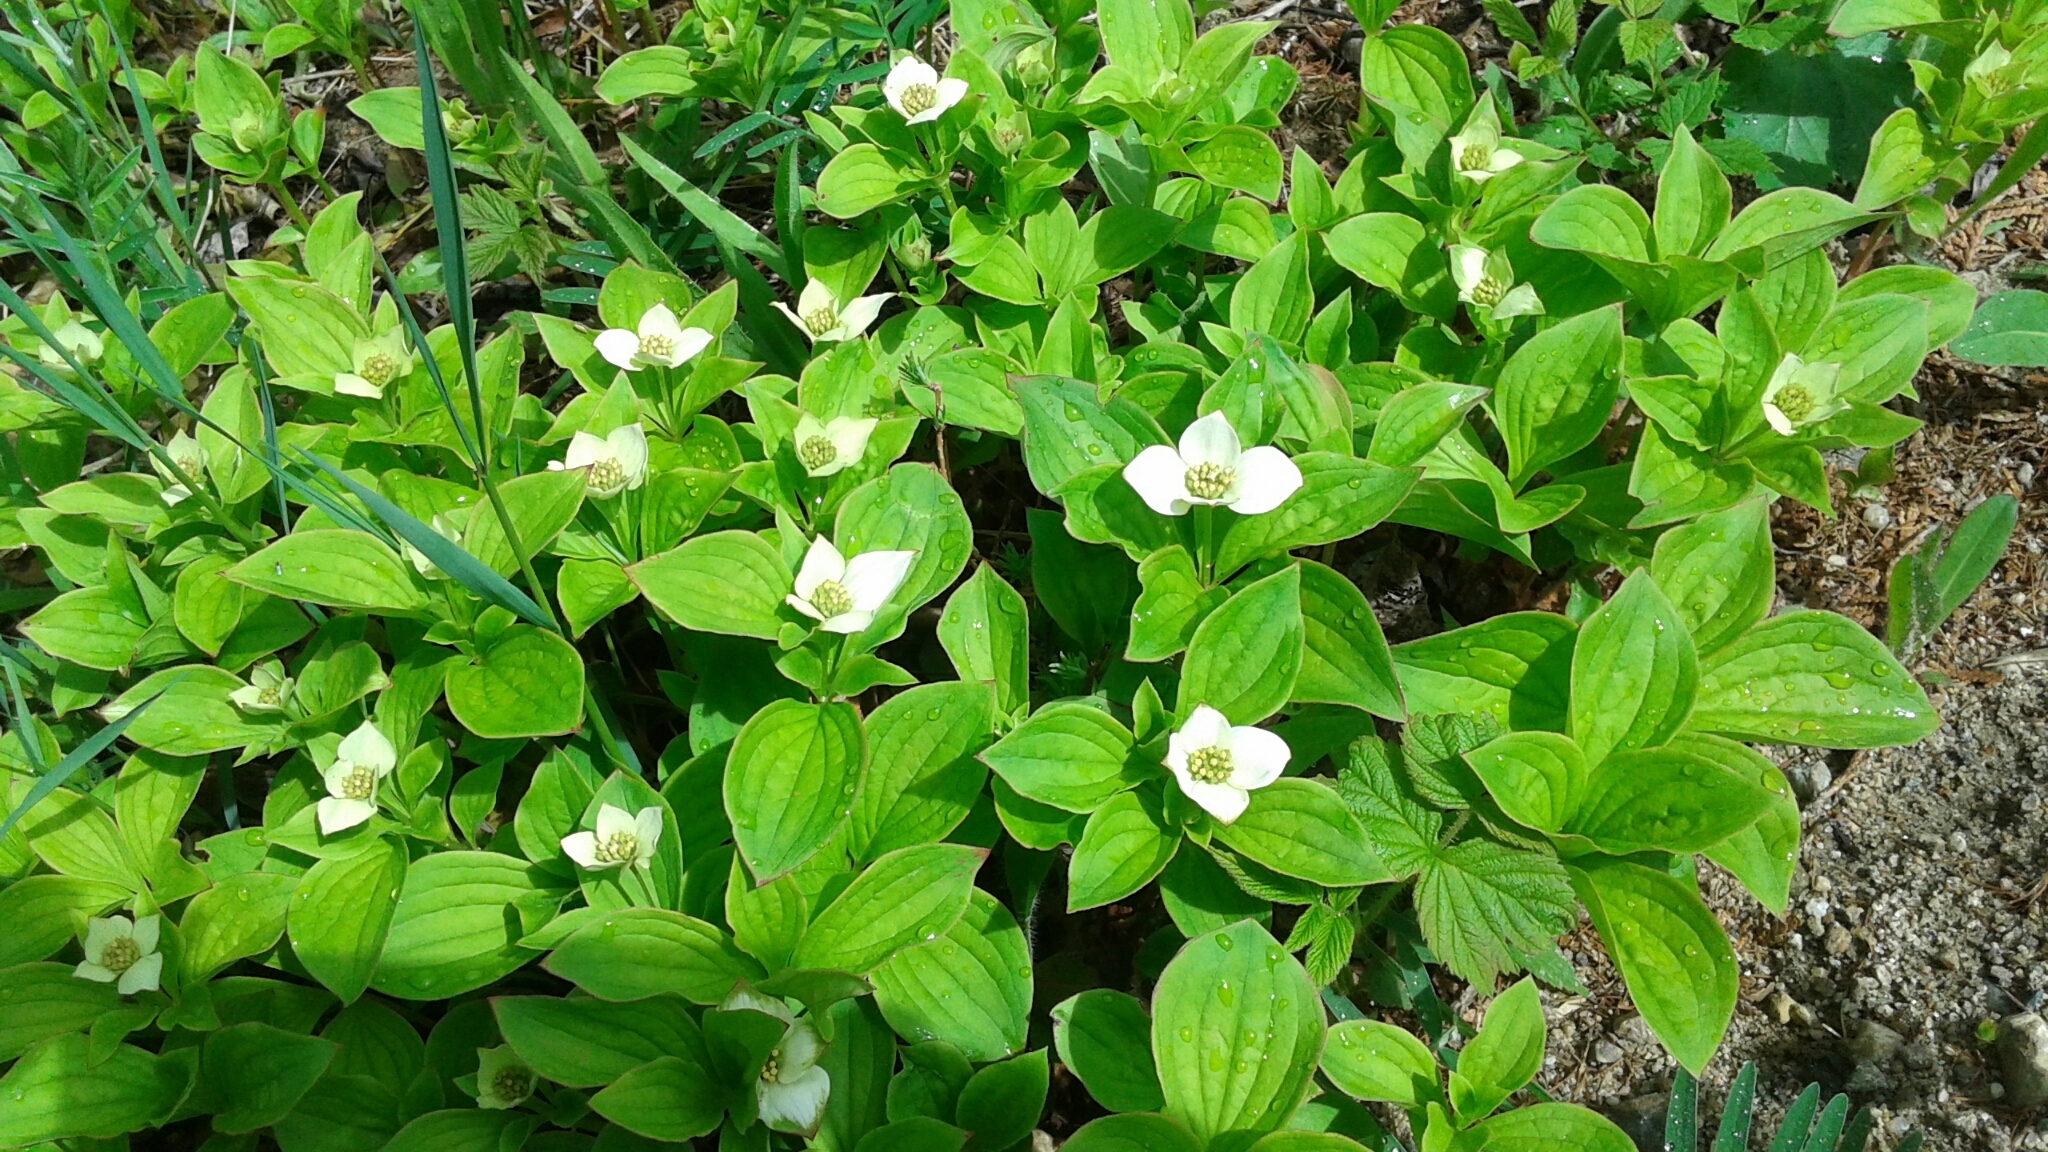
[0,0,2036,1146]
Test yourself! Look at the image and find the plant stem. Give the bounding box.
[268,180,312,230]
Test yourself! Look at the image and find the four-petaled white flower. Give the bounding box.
[74,914,163,995]
[473,1045,536,1110]
[229,660,295,714]
[335,330,412,399]
[722,985,832,1134]
[548,423,649,499]
[790,412,877,479]
[39,319,103,369]
[1450,245,1544,321]
[1164,704,1290,825]
[317,721,397,835]
[593,304,713,372]
[786,536,917,634]
[773,280,891,344]
[1448,104,1524,184]
[1122,410,1303,517]
[561,804,663,872]
[1760,353,1845,436]
[882,55,968,125]
[153,431,207,506]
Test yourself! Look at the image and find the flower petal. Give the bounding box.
[1122,444,1193,516]
[772,302,813,341]
[118,951,164,995]
[82,916,128,959]
[1177,410,1241,468]
[1177,778,1251,824]
[841,549,917,613]
[1226,446,1304,515]
[129,915,160,956]
[560,831,604,869]
[720,984,797,1023]
[639,303,684,342]
[337,720,397,774]
[333,373,384,399]
[1762,402,1794,436]
[1176,704,1232,750]
[778,1019,825,1077]
[563,430,609,471]
[786,593,827,621]
[608,423,650,488]
[934,77,970,113]
[73,962,117,983]
[594,327,641,371]
[634,807,665,858]
[1450,245,1489,296]
[826,416,878,466]
[1223,725,1290,790]
[1490,283,1545,320]
[793,536,848,599]
[759,1065,833,1133]
[673,326,714,365]
[836,294,891,339]
[595,803,635,839]
[797,279,837,317]
[317,797,375,836]
[1488,148,1524,173]
[819,608,876,634]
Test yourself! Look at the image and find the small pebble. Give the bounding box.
[1595,1040,1624,1064]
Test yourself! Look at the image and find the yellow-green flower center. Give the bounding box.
[1460,144,1491,172]
[594,831,640,864]
[802,307,840,337]
[588,457,626,492]
[761,1050,781,1082]
[798,435,838,471]
[1471,274,1509,307]
[491,1066,532,1102]
[811,580,854,618]
[899,83,939,117]
[1184,462,1235,501]
[100,936,141,973]
[338,765,376,801]
[359,351,402,387]
[1186,745,1234,785]
[1774,384,1816,423]
[639,332,676,360]
[257,683,283,706]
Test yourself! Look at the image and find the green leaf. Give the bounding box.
[589,1054,727,1142]
[1186,126,1284,202]
[1321,1019,1438,1107]
[461,468,586,577]
[0,963,122,1061]
[1013,376,1161,498]
[1062,1114,1205,1152]
[1366,382,1490,468]
[836,463,974,649]
[559,559,638,639]
[200,1023,338,1133]
[1650,496,1773,657]
[630,530,790,641]
[1151,920,1323,1142]
[853,682,992,863]
[1952,289,2048,367]
[1068,790,1179,911]
[17,587,145,670]
[493,993,708,1087]
[542,908,761,1003]
[1359,26,1472,161]
[1414,836,1576,987]
[1450,979,1544,1122]
[792,843,985,973]
[873,890,1032,1062]
[382,1111,535,1152]
[727,699,866,881]
[1098,0,1194,91]
[1571,856,1737,1076]
[1392,612,1577,731]
[445,625,585,738]
[228,530,427,613]
[595,46,695,101]
[1702,187,1877,273]
[1494,305,1626,487]
[372,851,565,999]
[1689,610,1936,746]
[1532,185,1653,263]
[1217,778,1389,887]
[1464,731,1587,835]
[181,871,299,981]
[0,1034,187,1145]
[1854,107,1939,209]
[1231,233,1315,344]
[1128,545,1229,662]
[981,703,1137,813]
[1653,127,1732,260]
[1828,0,1942,36]
[1052,990,1165,1113]
[937,564,1031,716]
[1294,559,1404,721]
[954,1049,1049,1151]
[817,996,896,1152]
[1839,265,1975,354]
[287,838,406,1004]
[1684,735,1799,915]
[1569,570,1699,765]
[1474,1103,1637,1152]
[817,144,919,219]
[1181,565,1304,725]
[0,877,132,966]
[1567,746,1773,854]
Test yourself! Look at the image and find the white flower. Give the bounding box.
[773,280,891,344]
[1449,245,1544,321]
[153,430,207,505]
[882,55,968,125]
[1760,353,1846,436]
[38,319,103,369]
[720,985,832,1134]
[1965,42,2013,89]
[1163,705,1289,825]
[1448,104,1523,183]
[548,423,649,499]
[790,412,877,479]
[74,914,163,995]
[785,536,917,634]
[1121,411,1304,517]
[316,720,397,835]
[401,512,464,580]
[561,804,663,872]
[473,1045,536,1110]
[593,304,712,372]
[335,330,412,399]
[229,660,294,714]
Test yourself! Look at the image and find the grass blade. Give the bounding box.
[1712,1062,1758,1152]
[0,681,177,840]
[622,136,791,279]
[408,13,487,472]
[1765,1085,1821,1152]
[1799,1095,1848,1152]
[1666,1067,1698,1152]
